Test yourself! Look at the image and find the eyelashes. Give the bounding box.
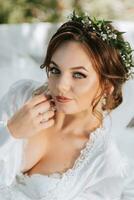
[48,66,87,79]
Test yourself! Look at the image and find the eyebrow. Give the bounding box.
[50,61,89,72]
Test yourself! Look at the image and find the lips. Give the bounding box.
[55,96,72,103]
[56,96,72,100]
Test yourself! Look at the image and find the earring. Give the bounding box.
[100,94,107,109]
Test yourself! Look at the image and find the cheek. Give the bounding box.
[74,81,101,113]
[75,80,100,104]
[47,77,100,114]
[48,80,55,92]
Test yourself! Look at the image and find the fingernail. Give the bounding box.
[44,94,52,99]
[50,101,56,107]
[50,98,55,103]
[51,106,57,111]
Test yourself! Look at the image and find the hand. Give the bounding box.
[7,93,56,139]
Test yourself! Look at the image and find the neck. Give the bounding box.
[53,108,102,136]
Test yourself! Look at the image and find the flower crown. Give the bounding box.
[68,11,134,79]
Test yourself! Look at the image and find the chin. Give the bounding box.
[56,107,75,114]
[56,105,82,115]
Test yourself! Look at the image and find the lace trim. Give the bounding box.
[60,125,106,180]
[30,82,109,179]
[19,117,108,182]
[12,115,110,200]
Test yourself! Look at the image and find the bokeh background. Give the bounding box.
[0,0,134,161]
[0,0,134,23]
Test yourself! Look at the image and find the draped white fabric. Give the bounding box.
[0,79,134,200]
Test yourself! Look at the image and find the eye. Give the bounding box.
[48,67,60,75]
[73,72,87,79]
[48,66,87,79]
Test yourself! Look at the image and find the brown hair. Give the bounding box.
[40,20,128,116]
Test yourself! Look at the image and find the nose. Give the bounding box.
[56,75,71,94]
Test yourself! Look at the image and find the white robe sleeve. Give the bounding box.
[0,79,40,186]
[120,159,134,200]
[73,159,134,200]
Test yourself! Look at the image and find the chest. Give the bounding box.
[22,130,89,176]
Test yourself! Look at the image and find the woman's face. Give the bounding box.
[47,40,102,115]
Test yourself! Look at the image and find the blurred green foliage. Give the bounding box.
[0,0,63,23]
[0,0,133,24]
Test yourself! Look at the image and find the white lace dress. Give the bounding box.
[0,79,134,200]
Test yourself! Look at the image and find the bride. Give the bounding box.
[0,11,134,199]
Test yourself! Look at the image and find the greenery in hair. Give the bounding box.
[68,11,134,79]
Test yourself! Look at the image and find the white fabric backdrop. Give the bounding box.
[0,21,134,160]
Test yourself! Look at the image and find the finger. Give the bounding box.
[27,93,52,107]
[32,101,51,116]
[36,110,55,123]
[39,118,55,129]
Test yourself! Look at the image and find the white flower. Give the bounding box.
[112,34,117,39]
[102,34,107,40]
